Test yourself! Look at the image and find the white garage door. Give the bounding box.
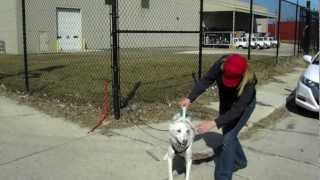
[39,31,49,52]
[57,8,82,51]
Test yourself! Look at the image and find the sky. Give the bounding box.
[241,0,319,21]
[252,0,319,11]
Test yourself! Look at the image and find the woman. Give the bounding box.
[179,54,257,180]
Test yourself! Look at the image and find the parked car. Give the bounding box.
[267,37,277,48]
[255,37,266,49]
[234,37,256,49]
[262,37,271,48]
[295,51,319,112]
[234,37,248,49]
[249,38,257,49]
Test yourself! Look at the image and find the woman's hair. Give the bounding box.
[237,67,255,96]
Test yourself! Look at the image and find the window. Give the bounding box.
[105,0,112,5]
[141,0,150,8]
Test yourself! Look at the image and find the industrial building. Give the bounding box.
[0,0,275,54]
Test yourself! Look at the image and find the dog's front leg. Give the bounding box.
[168,158,173,180]
[167,147,175,180]
[185,145,192,180]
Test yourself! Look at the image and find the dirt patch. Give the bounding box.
[0,84,218,130]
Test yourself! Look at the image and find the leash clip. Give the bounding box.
[182,107,187,119]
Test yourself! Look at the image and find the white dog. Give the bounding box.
[164,108,195,180]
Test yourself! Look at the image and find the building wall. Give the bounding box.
[19,0,199,54]
[0,0,20,54]
[256,18,268,33]
[118,0,199,48]
[268,21,298,42]
[23,0,110,53]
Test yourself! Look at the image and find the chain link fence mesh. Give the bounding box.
[23,0,112,106]
[117,0,201,104]
[0,0,318,118]
[278,0,297,57]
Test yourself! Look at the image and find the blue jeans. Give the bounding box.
[214,98,256,180]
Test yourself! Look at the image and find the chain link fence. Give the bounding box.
[0,0,318,119]
[117,0,201,102]
[22,0,112,107]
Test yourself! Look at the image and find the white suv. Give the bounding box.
[255,37,266,49]
[249,38,257,49]
[295,52,319,112]
[262,37,271,48]
[268,37,277,48]
[234,37,248,49]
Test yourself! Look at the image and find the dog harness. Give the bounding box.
[171,140,190,154]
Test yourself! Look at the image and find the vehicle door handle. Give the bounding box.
[73,36,79,38]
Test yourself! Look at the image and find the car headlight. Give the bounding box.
[301,76,318,87]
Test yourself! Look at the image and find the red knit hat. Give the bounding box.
[222,54,248,87]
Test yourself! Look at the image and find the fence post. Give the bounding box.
[247,0,253,60]
[297,6,302,53]
[276,0,282,64]
[303,0,311,54]
[317,9,320,51]
[294,0,299,56]
[198,0,204,79]
[21,0,30,92]
[111,0,120,119]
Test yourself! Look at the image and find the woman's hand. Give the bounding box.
[196,120,216,134]
[178,98,191,108]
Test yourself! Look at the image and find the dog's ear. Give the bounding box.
[168,122,176,133]
[172,113,181,121]
[185,119,196,134]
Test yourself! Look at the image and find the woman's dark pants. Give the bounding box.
[214,98,256,180]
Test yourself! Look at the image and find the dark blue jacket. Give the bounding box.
[188,57,257,129]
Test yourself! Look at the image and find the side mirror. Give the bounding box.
[303,55,312,63]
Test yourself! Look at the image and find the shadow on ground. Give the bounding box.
[0,65,65,80]
[171,132,223,175]
[286,90,319,120]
